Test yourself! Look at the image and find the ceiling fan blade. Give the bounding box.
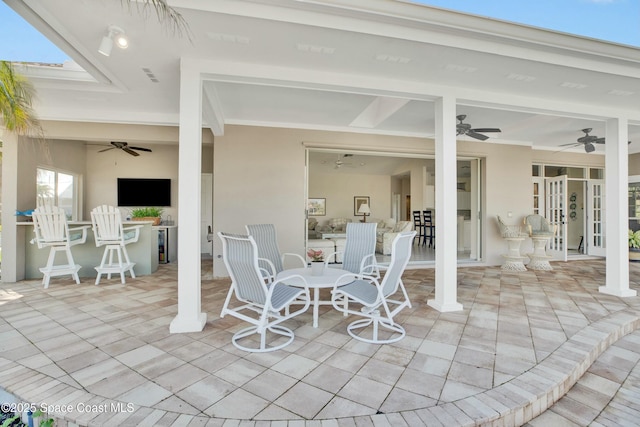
[129,146,152,152]
[123,147,140,156]
[98,147,115,152]
[470,128,501,133]
[466,131,489,141]
[559,142,580,147]
[593,137,605,144]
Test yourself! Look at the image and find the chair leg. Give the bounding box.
[65,247,81,284]
[42,247,57,288]
[122,245,136,279]
[96,247,110,285]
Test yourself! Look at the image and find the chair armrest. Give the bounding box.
[360,254,380,279]
[282,252,307,269]
[257,257,277,279]
[122,224,143,244]
[323,250,342,264]
[68,225,90,245]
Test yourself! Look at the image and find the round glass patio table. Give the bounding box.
[276,267,354,328]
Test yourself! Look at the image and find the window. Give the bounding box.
[37,167,78,219]
[630,182,640,220]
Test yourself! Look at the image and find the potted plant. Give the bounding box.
[629,229,640,262]
[131,207,163,226]
[306,249,325,276]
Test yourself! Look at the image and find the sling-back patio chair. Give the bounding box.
[31,205,90,288]
[218,232,311,352]
[331,231,416,344]
[325,222,379,278]
[245,224,306,280]
[91,205,142,285]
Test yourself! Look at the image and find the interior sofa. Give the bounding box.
[375,219,413,255]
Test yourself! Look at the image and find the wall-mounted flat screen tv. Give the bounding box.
[117,178,171,207]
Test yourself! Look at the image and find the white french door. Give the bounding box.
[546,175,567,261]
[586,179,606,256]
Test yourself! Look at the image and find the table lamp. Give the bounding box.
[358,203,371,222]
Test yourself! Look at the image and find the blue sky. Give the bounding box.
[1,0,638,63]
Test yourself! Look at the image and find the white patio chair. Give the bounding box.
[218,232,311,352]
[91,205,142,285]
[331,231,416,344]
[326,222,379,278]
[30,205,90,288]
[245,224,306,280]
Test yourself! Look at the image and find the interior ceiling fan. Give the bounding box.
[333,154,355,169]
[456,114,501,141]
[98,141,152,156]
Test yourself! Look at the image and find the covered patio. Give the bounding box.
[1,260,639,426]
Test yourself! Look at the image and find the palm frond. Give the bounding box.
[121,0,193,42]
[0,60,43,137]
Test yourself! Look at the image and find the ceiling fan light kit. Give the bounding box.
[559,128,608,153]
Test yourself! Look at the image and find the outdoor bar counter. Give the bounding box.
[17,220,159,280]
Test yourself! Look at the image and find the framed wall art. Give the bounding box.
[308,198,326,216]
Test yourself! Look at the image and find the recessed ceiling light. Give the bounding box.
[296,44,335,54]
[444,64,477,73]
[206,32,250,44]
[608,89,634,96]
[506,73,536,82]
[560,82,587,90]
[375,54,411,64]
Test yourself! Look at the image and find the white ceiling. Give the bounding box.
[6,0,640,154]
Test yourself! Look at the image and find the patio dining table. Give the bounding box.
[277,266,354,328]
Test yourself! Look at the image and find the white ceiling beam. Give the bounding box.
[349,97,410,128]
[202,84,225,136]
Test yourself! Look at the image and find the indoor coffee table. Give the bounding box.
[276,267,354,328]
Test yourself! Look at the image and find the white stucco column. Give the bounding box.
[170,59,208,332]
[428,96,463,312]
[0,131,24,283]
[600,117,635,297]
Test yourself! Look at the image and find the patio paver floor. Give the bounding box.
[0,259,639,426]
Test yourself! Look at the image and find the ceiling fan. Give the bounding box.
[559,129,605,153]
[333,154,354,169]
[98,141,152,156]
[456,114,501,141]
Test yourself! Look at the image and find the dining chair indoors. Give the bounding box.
[91,205,143,285]
[218,232,311,352]
[331,231,416,344]
[326,222,379,278]
[412,210,425,245]
[423,210,435,248]
[30,205,90,288]
[245,224,306,280]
